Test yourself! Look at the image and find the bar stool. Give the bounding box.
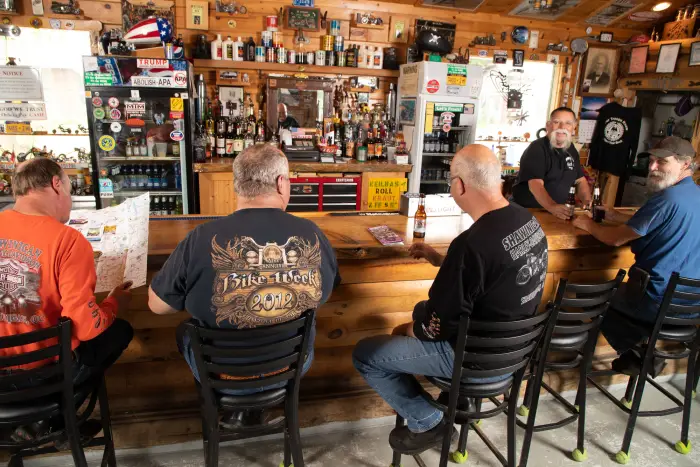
[186,310,314,467]
[516,270,625,466]
[389,308,557,467]
[588,272,700,464]
[0,318,117,467]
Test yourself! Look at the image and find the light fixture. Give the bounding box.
[652,2,672,11]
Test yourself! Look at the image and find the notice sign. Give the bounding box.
[85,73,114,87]
[0,66,44,101]
[367,178,408,211]
[446,64,467,86]
[0,103,47,120]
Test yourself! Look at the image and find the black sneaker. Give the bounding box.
[611,350,667,378]
[389,417,457,455]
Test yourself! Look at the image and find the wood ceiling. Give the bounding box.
[404,0,687,29]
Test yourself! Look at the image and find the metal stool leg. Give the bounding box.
[621,375,638,408]
[390,415,404,467]
[286,397,305,467]
[616,362,650,464]
[8,454,24,467]
[675,346,699,455]
[438,414,452,467]
[64,404,88,467]
[572,355,589,462]
[97,378,117,467]
[282,429,292,467]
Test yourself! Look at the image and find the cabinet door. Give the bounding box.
[199,172,235,215]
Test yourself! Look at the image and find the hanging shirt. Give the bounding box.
[588,102,642,177]
[512,136,583,208]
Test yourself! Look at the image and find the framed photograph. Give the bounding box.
[629,45,648,74]
[581,46,620,96]
[186,0,209,30]
[689,41,700,67]
[656,43,681,73]
[599,31,613,43]
[399,98,416,125]
[513,49,525,67]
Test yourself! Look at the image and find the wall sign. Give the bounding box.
[85,73,114,86]
[0,103,47,120]
[185,0,209,30]
[367,178,408,211]
[285,6,321,31]
[0,67,44,101]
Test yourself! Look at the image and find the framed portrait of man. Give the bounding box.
[581,46,620,97]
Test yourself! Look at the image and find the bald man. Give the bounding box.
[353,145,549,454]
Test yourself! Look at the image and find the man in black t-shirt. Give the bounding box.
[353,145,548,454]
[277,103,300,132]
[148,145,340,422]
[512,107,591,219]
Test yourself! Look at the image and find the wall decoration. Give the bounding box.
[493,50,508,64]
[628,45,648,74]
[186,0,209,30]
[599,31,613,43]
[399,98,416,125]
[546,54,560,64]
[656,42,681,73]
[689,42,700,67]
[390,16,409,43]
[509,0,581,21]
[513,49,525,67]
[580,96,608,120]
[285,6,321,31]
[31,0,44,16]
[663,18,695,40]
[580,46,619,96]
[215,0,247,14]
[585,0,641,26]
[122,0,175,37]
[511,26,529,44]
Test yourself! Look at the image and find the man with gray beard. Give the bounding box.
[512,107,591,219]
[573,136,700,376]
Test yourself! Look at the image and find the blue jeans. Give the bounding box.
[352,302,508,433]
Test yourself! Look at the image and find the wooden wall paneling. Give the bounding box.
[197,172,235,215]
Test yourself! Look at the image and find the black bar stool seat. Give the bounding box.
[0,378,96,424]
[426,375,514,399]
[218,387,287,410]
[657,325,697,341]
[549,330,588,349]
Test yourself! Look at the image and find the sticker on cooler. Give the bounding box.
[170,130,184,142]
[91,97,103,107]
[125,101,146,118]
[93,107,105,120]
[98,135,116,151]
[110,122,122,133]
[137,58,170,68]
[426,79,440,94]
[170,97,184,119]
[110,108,121,120]
[129,70,187,88]
[108,97,120,108]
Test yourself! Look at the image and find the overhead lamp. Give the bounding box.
[652,2,672,11]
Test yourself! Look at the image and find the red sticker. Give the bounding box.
[442,123,451,133]
[92,97,103,107]
[110,108,122,120]
[426,79,440,94]
[169,111,184,119]
[108,97,120,108]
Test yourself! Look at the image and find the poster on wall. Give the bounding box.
[509,0,581,20]
[122,0,175,37]
[0,67,44,101]
[0,103,47,120]
[580,47,620,96]
[585,0,642,26]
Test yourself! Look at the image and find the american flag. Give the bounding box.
[124,17,172,45]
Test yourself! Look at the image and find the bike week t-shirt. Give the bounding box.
[413,203,549,347]
[589,102,642,177]
[512,137,584,208]
[626,177,700,304]
[0,210,118,369]
[150,208,340,373]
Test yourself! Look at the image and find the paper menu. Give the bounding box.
[368,225,405,246]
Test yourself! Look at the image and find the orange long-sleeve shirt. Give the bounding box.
[0,210,118,368]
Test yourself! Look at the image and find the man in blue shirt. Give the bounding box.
[573,136,699,376]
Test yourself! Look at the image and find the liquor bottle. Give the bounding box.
[215,110,227,158]
[150,196,157,215]
[175,197,183,215]
[225,117,235,157]
[139,138,148,157]
[413,194,427,238]
[244,130,254,150]
[211,34,223,61]
[125,141,133,157]
[146,165,153,189]
[223,35,234,61]
[234,36,244,61]
[366,128,376,161]
[246,96,256,134]
[194,123,207,162]
[233,116,244,156]
[565,184,576,218]
[205,102,215,156]
[256,109,266,141]
[376,129,385,161]
[592,183,604,223]
[245,36,256,61]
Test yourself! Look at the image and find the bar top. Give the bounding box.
[148,210,628,259]
[194,158,414,174]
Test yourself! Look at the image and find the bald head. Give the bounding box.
[451,144,502,192]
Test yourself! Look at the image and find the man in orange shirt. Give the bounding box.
[0,158,133,438]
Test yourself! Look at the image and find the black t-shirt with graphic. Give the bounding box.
[413,204,548,347]
[151,208,340,360]
[589,102,642,177]
[512,137,583,208]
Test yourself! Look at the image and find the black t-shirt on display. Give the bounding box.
[413,204,549,347]
[588,102,642,177]
[512,137,584,208]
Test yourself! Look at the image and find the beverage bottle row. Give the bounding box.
[332,109,396,161]
[421,167,450,181]
[150,195,183,216]
[108,164,174,190]
[423,131,456,154]
[211,99,265,158]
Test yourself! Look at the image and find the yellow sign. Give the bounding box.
[6,122,32,134]
[367,178,408,211]
[424,102,434,134]
[446,75,466,86]
[98,135,116,151]
[170,97,184,112]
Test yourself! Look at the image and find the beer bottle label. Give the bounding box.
[414,219,426,233]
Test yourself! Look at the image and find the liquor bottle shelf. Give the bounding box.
[0,133,90,137]
[100,157,181,161]
[193,59,400,78]
[113,190,182,196]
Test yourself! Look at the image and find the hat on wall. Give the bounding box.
[648,136,696,159]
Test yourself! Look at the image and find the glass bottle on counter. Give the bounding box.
[565,184,576,218]
[233,117,244,156]
[592,183,604,223]
[194,123,207,162]
[225,117,235,157]
[413,194,427,238]
[256,109,266,141]
[216,113,227,157]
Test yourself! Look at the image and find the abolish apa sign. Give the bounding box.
[129,71,187,88]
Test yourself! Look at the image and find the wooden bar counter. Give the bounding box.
[106,210,682,449]
[194,158,413,215]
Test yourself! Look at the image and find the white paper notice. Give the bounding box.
[66,194,150,293]
[578,120,596,144]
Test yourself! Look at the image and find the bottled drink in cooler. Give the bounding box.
[175,197,183,214]
[150,196,157,215]
[174,163,181,190]
[168,196,176,215]
[153,165,161,189]
[146,166,153,189]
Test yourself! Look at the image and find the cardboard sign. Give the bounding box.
[0,103,47,120]
[0,66,44,101]
[367,178,408,211]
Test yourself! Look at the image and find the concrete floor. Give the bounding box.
[26,375,700,467]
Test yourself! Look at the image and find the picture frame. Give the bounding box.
[689,41,700,67]
[656,43,681,73]
[580,46,620,97]
[186,0,209,30]
[513,49,524,67]
[628,45,648,74]
[599,31,613,43]
[399,98,416,125]
[284,6,321,32]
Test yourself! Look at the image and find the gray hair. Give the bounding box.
[452,148,502,191]
[233,144,289,198]
[677,154,698,172]
[13,158,65,196]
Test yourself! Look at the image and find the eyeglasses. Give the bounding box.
[446,175,461,188]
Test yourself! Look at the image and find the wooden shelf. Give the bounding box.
[194,59,399,78]
[0,133,89,137]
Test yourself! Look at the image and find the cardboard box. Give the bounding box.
[400,193,462,217]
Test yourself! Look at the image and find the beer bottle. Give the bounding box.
[592,183,605,223]
[565,184,576,218]
[413,194,427,238]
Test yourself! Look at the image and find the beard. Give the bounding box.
[549,129,572,150]
[647,169,678,192]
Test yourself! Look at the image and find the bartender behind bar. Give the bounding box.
[278,103,300,132]
[512,107,591,220]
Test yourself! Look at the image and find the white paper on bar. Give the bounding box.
[66,193,150,293]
